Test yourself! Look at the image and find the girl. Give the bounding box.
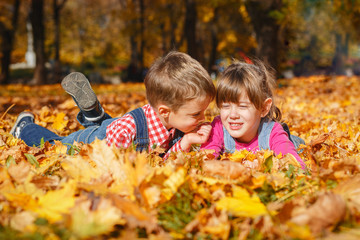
[201,60,306,169]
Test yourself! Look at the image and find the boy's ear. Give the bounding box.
[261,98,272,117]
[158,104,171,118]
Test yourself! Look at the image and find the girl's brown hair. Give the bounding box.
[216,60,282,121]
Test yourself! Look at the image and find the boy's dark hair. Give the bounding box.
[144,51,216,112]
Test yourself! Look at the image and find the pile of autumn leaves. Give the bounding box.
[0,76,359,239]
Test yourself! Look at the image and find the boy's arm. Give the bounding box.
[106,115,136,148]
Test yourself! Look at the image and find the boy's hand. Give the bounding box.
[180,123,212,151]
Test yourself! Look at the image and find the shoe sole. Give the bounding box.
[10,112,35,136]
[61,72,97,111]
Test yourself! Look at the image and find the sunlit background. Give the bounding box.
[1,0,360,85]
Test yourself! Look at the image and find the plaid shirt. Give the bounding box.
[106,104,183,158]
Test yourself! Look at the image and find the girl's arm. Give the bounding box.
[200,116,224,158]
[269,122,306,169]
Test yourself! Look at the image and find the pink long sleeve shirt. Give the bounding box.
[201,116,306,168]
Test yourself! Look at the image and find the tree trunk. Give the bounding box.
[245,0,283,72]
[332,33,346,75]
[30,0,46,85]
[166,3,181,51]
[208,7,219,73]
[184,0,197,60]
[52,0,67,83]
[0,0,20,85]
[160,23,167,54]
[139,0,144,70]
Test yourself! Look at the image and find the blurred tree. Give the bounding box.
[118,0,142,82]
[245,0,285,72]
[30,0,46,84]
[184,0,197,59]
[3,0,360,84]
[330,0,360,74]
[52,0,67,83]
[0,0,20,85]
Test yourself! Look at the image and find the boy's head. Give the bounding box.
[144,51,216,112]
[144,51,216,133]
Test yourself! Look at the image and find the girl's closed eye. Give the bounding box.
[221,103,231,109]
[238,104,249,109]
[237,102,251,109]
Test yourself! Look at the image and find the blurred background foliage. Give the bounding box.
[1,0,360,85]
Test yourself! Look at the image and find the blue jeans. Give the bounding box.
[19,112,117,149]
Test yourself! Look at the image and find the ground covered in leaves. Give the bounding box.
[0,76,359,239]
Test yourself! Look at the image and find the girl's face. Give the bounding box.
[220,94,271,143]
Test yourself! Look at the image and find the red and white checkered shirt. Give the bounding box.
[106,104,183,158]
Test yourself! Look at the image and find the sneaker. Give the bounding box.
[10,112,35,138]
[61,72,104,121]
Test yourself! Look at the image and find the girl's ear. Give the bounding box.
[158,104,171,118]
[261,98,272,118]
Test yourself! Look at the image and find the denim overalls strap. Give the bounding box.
[258,120,275,150]
[128,108,149,152]
[169,129,184,149]
[281,122,305,151]
[258,120,305,152]
[223,126,236,153]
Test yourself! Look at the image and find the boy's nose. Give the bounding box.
[199,111,205,121]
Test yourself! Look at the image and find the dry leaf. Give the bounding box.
[291,192,346,234]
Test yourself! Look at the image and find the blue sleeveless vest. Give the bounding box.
[129,108,184,152]
[223,120,304,154]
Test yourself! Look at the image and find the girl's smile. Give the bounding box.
[228,122,244,130]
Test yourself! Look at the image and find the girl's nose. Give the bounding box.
[229,107,239,119]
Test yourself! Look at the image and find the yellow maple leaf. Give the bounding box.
[230,149,256,162]
[4,192,38,210]
[251,173,267,189]
[71,198,124,238]
[216,186,267,217]
[161,167,186,200]
[52,112,68,132]
[61,155,101,182]
[35,180,76,222]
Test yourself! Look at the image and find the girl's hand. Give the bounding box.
[180,123,212,151]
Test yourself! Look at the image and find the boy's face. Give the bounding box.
[167,97,211,133]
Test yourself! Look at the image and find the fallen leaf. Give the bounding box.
[291,192,346,234]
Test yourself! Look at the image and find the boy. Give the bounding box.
[10,51,216,158]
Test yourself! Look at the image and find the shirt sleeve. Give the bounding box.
[200,116,224,158]
[269,122,306,169]
[106,114,136,148]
